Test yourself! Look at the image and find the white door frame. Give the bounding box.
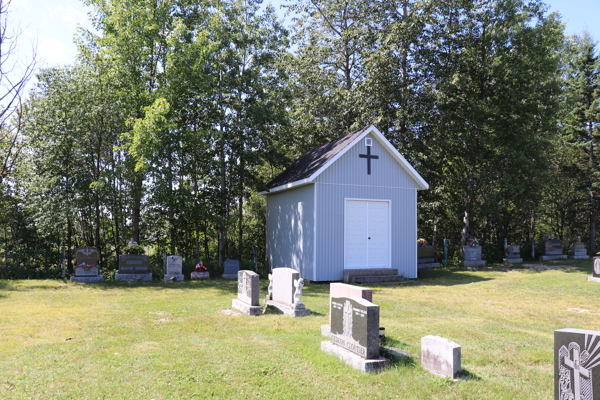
[343,198,392,269]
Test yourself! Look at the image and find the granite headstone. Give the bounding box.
[590,257,600,283]
[418,244,440,269]
[71,246,104,282]
[115,254,152,281]
[571,242,590,260]
[555,328,600,400]
[222,259,240,279]
[460,245,485,267]
[503,245,523,264]
[164,255,184,282]
[541,239,568,261]
[264,267,310,316]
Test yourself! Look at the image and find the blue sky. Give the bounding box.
[12,0,600,72]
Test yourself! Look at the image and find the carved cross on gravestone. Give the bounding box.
[564,346,591,400]
[359,146,379,175]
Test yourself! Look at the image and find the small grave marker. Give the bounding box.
[232,270,261,315]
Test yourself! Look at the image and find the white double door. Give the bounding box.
[344,199,390,268]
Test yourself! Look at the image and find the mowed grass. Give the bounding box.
[0,260,598,399]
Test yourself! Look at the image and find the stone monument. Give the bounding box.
[421,335,461,379]
[418,243,440,269]
[222,259,240,279]
[232,270,262,315]
[570,242,590,260]
[588,257,600,283]
[503,245,523,264]
[115,254,152,281]
[555,328,600,400]
[320,296,389,372]
[460,242,485,267]
[71,246,104,283]
[540,238,567,261]
[191,261,209,280]
[164,255,184,282]
[264,267,311,316]
[321,283,373,337]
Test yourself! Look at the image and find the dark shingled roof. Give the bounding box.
[266,126,370,189]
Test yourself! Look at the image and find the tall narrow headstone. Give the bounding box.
[232,270,261,315]
[320,296,389,372]
[554,328,600,399]
[443,239,448,267]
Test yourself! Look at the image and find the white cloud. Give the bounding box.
[38,37,72,66]
[40,15,48,30]
[57,5,87,27]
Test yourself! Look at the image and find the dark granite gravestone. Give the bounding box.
[71,246,104,282]
[571,243,590,260]
[555,328,600,400]
[115,254,152,281]
[503,245,523,264]
[321,296,389,372]
[541,239,568,261]
[232,270,261,315]
[222,259,240,279]
[460,245,485,267]
[418,245,440,269]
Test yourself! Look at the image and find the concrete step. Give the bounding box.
[343,268,397,283]
[350,274,406,284]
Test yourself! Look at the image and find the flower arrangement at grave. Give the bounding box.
[123,243,145,255]
[465,237,479,247]
[76,262,96,270]
[417,238,428,246]
[195,262,207,272]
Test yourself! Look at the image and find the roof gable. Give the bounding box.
[262,125,428,194]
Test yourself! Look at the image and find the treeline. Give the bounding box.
[0,0,598,278]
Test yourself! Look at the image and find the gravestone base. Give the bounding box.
[222,273,237,279]
[418,262,440,269]
[320,324,331,338]
[503,258,523,264]
[115,273,152,282]
[265,299,311,317]
[320,341,389,373]
[588,277,600,283]
[232,299,262,316]
[191,271,209,280]
[460,260,486,267]
[539,255,568,261]
[569,255,589,259]
[164,274,184,282]
[71,276,104,283]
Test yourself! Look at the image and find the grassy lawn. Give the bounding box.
[0,259,598,399]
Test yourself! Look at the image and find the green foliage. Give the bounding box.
[122,244,146,255]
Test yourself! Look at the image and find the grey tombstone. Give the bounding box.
[115,254,152,281]
[570,242,590,260]
[541,239,568,261]
[320,296,389,372]
[164,255,184,282]
[418,244,440,269]
[421,336,461,379]
[232,270,261,315]
[589,257,600,283]
[264,267,311,317]
[503,245,523,264]
[321,282,373,337]
[222,259,240,279]
[71,246,104,283]
[555,328,600,400]
[460,245,485,267]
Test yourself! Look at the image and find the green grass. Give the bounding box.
[0,259,598,399]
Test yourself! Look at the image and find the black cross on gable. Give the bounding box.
[359,146,379,175]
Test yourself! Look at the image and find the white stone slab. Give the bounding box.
[232,299,262,316]
[272,267,299,306]
[421,335,461,379]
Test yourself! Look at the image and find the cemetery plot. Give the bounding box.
[264,267,311,317]
[164,255,184,282]
[71,246,104,283]
[503,245,523,264]
[460,245,486,267]
[115,254,152,281]
[222,259,240,279]
[570,243,590,260]
[231,270,262,316]
[541,239,568,261]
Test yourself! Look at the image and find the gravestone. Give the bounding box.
[421,336,461,379]
[164,255,184,282]
[264,267,311,317]
[588,257,600,283]
[418,244,440,269]
[460,245,485,267]
[320,296,389,372]
[503,245,523,264]
[71,246,104,283]
[540,239,567,261]
[222,259,240,279]
[115,254,152,281]
[554,328,600,400]
[232,270,261,315]
[321,283,373,337]
[570,242,590,260]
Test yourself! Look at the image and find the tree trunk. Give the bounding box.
[132,172,142,244]
[67,215,73,274]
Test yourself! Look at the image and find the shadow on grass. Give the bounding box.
[460,369,482,381]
